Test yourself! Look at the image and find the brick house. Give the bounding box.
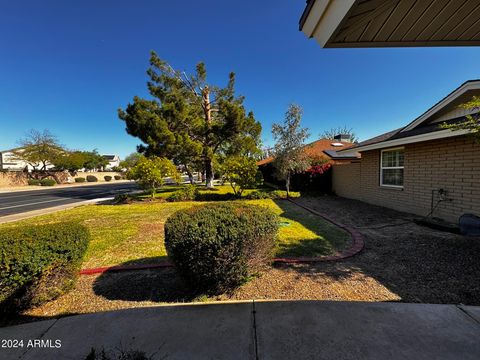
[257,135,358,167]
[258,135,359,191]
[334,81,480,223]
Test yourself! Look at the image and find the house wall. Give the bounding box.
[332,135,480,222]
[0,151,55,171]
[332,162,362,200]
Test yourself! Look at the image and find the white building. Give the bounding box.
[102,154,121,170]
[0,148,54,171]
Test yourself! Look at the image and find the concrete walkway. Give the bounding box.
[1,301,479,360]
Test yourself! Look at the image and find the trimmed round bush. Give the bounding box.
[166,185,199,202]
[0,222,89,315]
[75,177,86,183]
[114,175,122,180]
[104,176,112,182]
[165,203,278,294]
[27,179,41,186]
[86,175,98,182]
[40,178,56,186]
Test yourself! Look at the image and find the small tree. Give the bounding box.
[441,96,480,141]
[126,156,180,198]
[320,126,357,143]
[53,151,88,174]
[82,150,109,171]
[222,156,262,197]
[119,152,142,170]
[12,129,66,182]
[272,104,310,196]
[12,129,64,172]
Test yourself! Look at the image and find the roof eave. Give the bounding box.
[338,129,470,154]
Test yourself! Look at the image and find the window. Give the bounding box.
[380,148,404,188]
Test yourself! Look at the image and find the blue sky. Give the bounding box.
[2,0,480,158]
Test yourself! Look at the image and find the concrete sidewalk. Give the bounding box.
[1,301,479,360]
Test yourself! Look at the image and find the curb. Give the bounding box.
[79,199,365,275]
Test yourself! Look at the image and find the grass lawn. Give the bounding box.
[0,186,350,269]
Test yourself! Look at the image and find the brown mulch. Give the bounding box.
[12,196,480,325]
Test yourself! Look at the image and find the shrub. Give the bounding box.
[126,156,181,198]
[270,190,300,199]
[40,178,56,186]
[75,177,86,183]
[86,175,98,182]
[221,156,263,196]
[166,185,199,202]
[104,176,112,182]
[0,222,89,315]
[113,193,131,204]
[165,203,278,294]
[114,175,122,180]
[245,190,272,200]
[27,179,41,186]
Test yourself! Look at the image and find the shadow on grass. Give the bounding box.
[92,258,198,303]
[272,199,351,258]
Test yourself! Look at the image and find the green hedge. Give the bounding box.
[40,178,56,186]
[86,175,98,182]
[166,185,199,202]
[27,179,41,186]
[245,190,300,200]
[0,222,89,315]
[75,177,86,183]
[104,176,112,182]
[165,203,278,294]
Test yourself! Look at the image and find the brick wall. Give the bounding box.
[332,135,480,222]
[332,162,362,200]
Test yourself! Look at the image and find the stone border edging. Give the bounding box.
[274,199,365,263]
[79,198,365,275]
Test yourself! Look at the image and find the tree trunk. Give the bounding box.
[202,86,214,189]
[205,157,214,189]
[286,174,290,198]
[184,165,194,185]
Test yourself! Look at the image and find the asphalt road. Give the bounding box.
[0,182,139,217]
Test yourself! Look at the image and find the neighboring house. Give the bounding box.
[0,148,54,171]
[102,154,120,170]
[299,0,480,48]
[258,135,359,191]
[257,135,359,167]
[334,80,480,223]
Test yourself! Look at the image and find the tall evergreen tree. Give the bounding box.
[119,51,261,188]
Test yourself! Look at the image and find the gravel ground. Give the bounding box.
[13,195,480,325]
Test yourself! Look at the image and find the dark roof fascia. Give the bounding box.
[299,0,316,31]
[401,79,480,131]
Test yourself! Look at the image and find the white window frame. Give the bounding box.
[380,147,404,189]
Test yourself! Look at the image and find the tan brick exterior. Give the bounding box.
[332,135,480,222]
[332,162,362,201]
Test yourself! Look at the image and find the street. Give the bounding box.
[0,182,139,217]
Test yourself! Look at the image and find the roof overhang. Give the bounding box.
[300,0,480,48]
[338,128,470,154]
[402,80,480,131]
